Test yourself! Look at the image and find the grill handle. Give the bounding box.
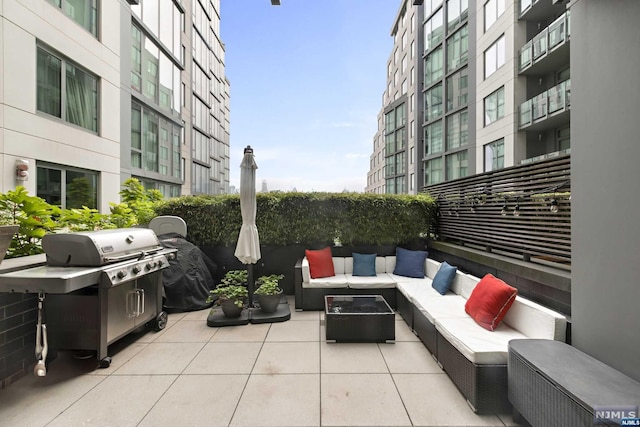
[104,249,160,264]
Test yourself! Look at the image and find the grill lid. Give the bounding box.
[42,228,162,267]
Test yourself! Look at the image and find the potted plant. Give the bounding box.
[206,270,248,318]
[254,274,284,313]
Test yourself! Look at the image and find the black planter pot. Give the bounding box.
[220,300,244,318]
[255,292,282,314]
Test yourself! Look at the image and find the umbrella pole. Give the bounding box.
[247,264,254,308]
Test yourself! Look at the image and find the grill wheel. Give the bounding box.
[154,311,168,331]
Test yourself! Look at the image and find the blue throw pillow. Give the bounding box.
[432,261,458,295]
[352,253,377,276]
[393,247,428,278]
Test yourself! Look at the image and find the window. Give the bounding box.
[558,127,571,151]
[447,0,468,32]
[132,102,182,178]
[447,25,468,72]
[485,35,506,78]
[133,24,181,115]
[37,46,98,132]
[37,163,98,209]
[425,120,443,155]
[425,158,443,185]
[402,31,407,50]
[484,139,504,171]
[424,0,444,16]
[411,41,415,58]
[484,86,505,125]
[401,79,408,95]
[396,152,406,175]
[446,150,468,180]
[446,67,468,111]
[425,83,443,122]
[401,55,407,74]
[484,0,505,31]
[384,103,407,194]
[424,8,444,52]
[424,47,444,87]
[131,26,142,91]
[446,109,468,150]
[48,0,97,37]
[135,0,184,58]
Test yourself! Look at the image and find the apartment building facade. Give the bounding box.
[366,1,424,195]
[0,0,230,213]
[367,0,570,193]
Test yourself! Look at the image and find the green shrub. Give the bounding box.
[155,192,436,247]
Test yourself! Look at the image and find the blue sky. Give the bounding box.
[221,0,400,192]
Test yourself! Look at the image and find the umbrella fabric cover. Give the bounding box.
[234,148,261,264]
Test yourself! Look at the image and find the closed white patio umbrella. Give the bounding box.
[234,146,260,306]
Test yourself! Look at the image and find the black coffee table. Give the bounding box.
[324,295,395,343]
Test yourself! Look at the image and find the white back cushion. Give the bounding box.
[425,258,440,279]
[385,256,396,274]
[375,257,387,273]
[450,271,479,299]
[503,296,567,341]
[333,257,346,274]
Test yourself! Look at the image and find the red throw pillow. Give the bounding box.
[305,247,335,279]
[465,274,517,331]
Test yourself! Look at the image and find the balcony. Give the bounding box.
[519,0,568,21]
[519,79,570,131]
[519,11,570,75]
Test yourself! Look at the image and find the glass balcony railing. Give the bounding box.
[519,11,571,72]
[518,79,571,128]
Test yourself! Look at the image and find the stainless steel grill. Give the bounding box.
[0,228,177,372]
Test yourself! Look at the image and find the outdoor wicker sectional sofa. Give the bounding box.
[294,253,568,414]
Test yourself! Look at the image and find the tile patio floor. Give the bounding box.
[0,297,522,426]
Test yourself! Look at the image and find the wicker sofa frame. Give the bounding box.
[296,256,566,415]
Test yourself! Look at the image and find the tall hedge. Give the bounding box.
[154,192,436,247]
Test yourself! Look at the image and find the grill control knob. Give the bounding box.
[157,260,163,267]
[117,270,127,279]
[145,263,153,271]
[132,265,141,274]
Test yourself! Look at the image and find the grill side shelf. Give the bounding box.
[0,266,103,294]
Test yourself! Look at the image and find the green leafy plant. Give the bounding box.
[0,186,60,258]
[254,274,284,295]
[113,178,164,225]
[206,270,249,307]
[220,269,248,286]
[207,285,248,308]
[58,207,116,231]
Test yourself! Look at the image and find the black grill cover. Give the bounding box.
[157,233,217,311]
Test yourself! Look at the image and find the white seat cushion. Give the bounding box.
[395,278,438,302]
[303,274,349,288]
[414,294,468,324]
[435,316,527,365]
[347,273,396,289]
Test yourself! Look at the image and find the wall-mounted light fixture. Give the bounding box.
[16,159,29,182]
[501,200,508,216]
[513,200,521,217]
[549,198,559,213]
